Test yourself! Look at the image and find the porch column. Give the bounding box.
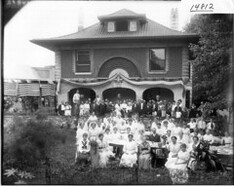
[135,88,144,102]
[172,86,185,107]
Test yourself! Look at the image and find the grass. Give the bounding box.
[4,115,234,185]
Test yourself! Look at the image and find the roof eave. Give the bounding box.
[31,34,199,51]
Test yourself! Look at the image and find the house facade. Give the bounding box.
[32,9,197,107]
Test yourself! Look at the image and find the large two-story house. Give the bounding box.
[32,9,198,107]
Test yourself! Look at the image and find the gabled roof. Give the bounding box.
[31,9,198,50]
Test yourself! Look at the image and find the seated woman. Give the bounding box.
[97,133,114,168]
[89,122,100,141]
[120,133,138,168]
[138,136,151,170]
[103,128,112,144]
[76,133,91,167]
[187,136,200,171]
[165,136,180,167]
[165,143,190,184]
[111,127,122,158]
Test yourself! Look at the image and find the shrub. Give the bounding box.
[3,112,67,181]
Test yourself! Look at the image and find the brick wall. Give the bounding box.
[59,46,184,79]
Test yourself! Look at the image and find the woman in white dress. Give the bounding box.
[172,122,182,138]
[120,133,138,167]
[165,143,190,184]
[182,124,191,144]
[89,122,100,141]
[165,136,181,167]
[138,136,151,170]
[97,133,114,168]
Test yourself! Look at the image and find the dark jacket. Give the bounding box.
[148,133,161,143]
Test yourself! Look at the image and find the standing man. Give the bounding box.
[73,89,81,118]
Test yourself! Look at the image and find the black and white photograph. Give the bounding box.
[2,0,234,185]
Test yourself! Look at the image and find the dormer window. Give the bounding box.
[107,21,115,32]
[107,20,138,32]
[129,21,137,31]
[116,20,128,31]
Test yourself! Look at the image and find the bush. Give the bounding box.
[3,112,67,175]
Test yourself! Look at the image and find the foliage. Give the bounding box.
[184,14,233,110]
[3,111,67,171]
[3,168,35,184]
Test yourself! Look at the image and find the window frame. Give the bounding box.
[148,48,168,74]
[129,20,137,32]
[74,50,92,74]
[107,21,115,32]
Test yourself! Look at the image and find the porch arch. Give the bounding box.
[143,87,174,102]
[102,88,136,103]
[98,57,141,78]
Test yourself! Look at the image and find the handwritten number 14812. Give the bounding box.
[190,3,214,12]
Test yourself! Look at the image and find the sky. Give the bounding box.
[4,1,193,76]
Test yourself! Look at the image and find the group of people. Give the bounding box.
[74,98,232,184]
[59,90,188,119]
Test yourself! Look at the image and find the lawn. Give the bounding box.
[30,124,233,185]
[3,115,234,185]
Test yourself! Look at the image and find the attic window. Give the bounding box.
[129,21,137,31]
[116,20,128,31]
[107,21,115,32]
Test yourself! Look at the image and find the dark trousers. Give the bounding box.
[150,152,156,168]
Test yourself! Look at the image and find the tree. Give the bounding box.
[184,14,233,110]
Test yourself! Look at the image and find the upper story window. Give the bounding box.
[75,50,91,73]
[149,48,166,72]
[115,20,129,31]
[107,21,115,32]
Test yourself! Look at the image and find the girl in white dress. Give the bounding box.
[120,133,138,167]
[97,133,114,168]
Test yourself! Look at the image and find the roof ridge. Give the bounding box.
[108,8,140,16]
[51,22,100,39]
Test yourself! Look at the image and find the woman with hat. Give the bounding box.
[120,133,138,167]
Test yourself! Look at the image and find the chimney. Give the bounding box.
[170,8,179,30]
[78,7,84,31]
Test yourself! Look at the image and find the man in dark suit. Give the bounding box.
[138,99,146,117]
[148,128,161,168]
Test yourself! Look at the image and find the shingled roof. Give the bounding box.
[31,9,198,50]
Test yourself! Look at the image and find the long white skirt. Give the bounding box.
[99,150,114,168]
[120,153,137,167]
